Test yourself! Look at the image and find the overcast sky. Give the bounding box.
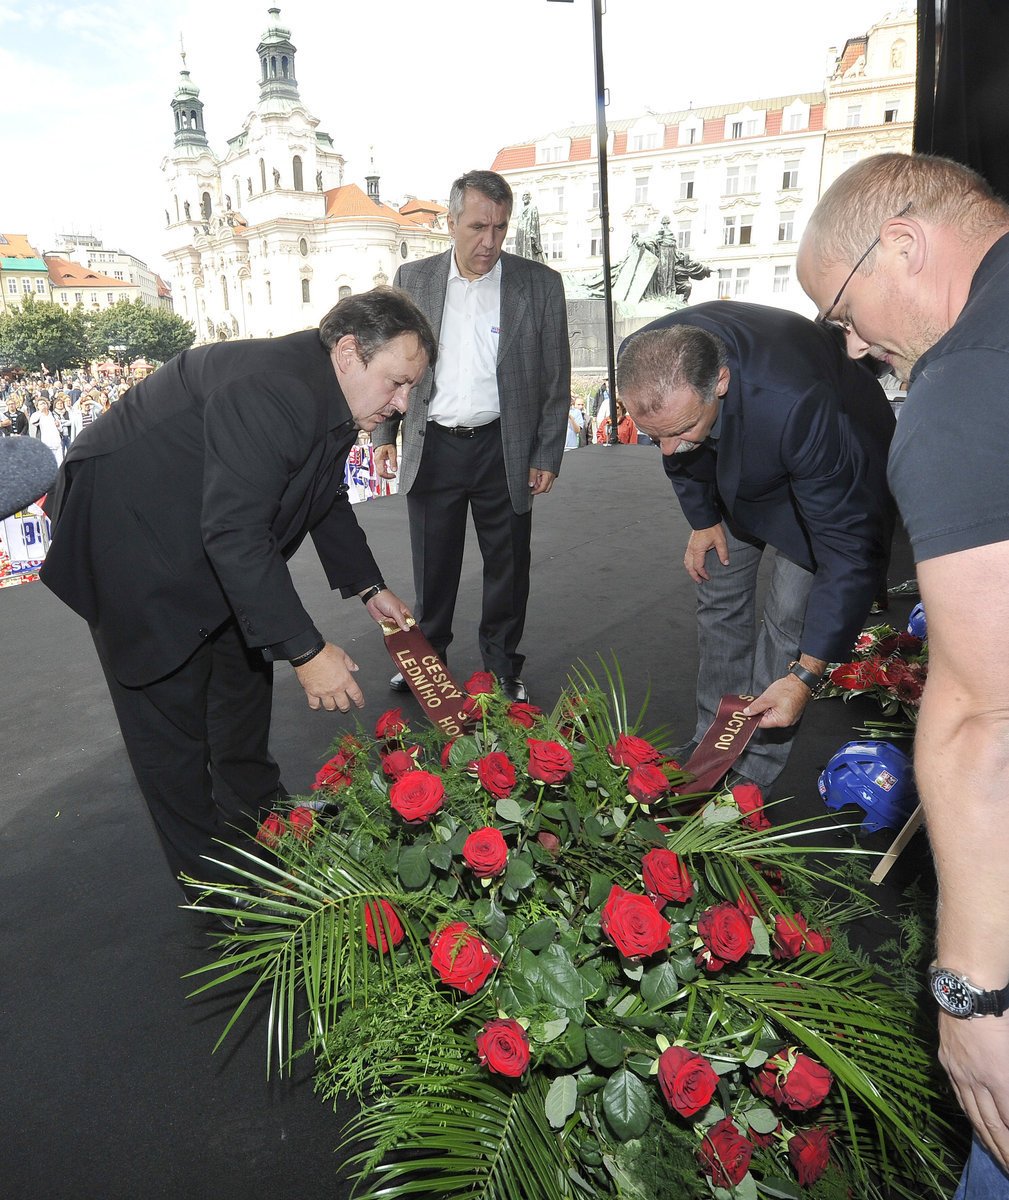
[0,0,913,276]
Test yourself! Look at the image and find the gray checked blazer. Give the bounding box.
[374,249,571,515]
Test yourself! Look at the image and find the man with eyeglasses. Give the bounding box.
[617,302,894,792]
[799,152,1009,1200]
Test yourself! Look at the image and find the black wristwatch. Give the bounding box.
[928,965,1009,1018]
[786,660,822,693]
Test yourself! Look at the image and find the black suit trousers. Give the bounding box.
[95,617,282,891]
[407,421,532,677]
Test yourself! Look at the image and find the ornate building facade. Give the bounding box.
[491,7,915,315]
[161,7,449,343]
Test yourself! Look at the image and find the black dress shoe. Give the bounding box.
[389,672,409,693]
[498,676,528,703]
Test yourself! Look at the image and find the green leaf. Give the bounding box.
[505,856,537,890]
[587,872,613,909]
[426,841,453,871]
[536,944,586,1013]
[495,797,525,823]
[544,1020,586,1069]
[601,1068,651,1141]
[540,1017,569,1043]
[397,843,432,889]
[586,1026,625,1069]
[577,964,605,999]
[750,916,771,957]
[545,1074,578,1130]
[756,1177,801,1199]
[436,874,459,899]
[743,1105,779,1135]
[519,918,557,951]
[448,734,481,766]
[745,1048,768,1069]
[640,961,681,1008]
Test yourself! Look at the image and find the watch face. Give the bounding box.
[930,970,975,1017]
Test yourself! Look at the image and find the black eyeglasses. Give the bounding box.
[818,201,912,332]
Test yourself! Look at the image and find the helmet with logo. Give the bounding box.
[817,740,917,833]
[906,602,927,640]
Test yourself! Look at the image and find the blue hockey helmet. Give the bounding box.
[817,740,917,834]
[906,602,927,640]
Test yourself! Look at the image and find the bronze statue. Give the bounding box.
[515,192,544,262]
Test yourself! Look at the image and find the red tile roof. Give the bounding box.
[490,145,536,171]
[837,36,868,76]
[569,136,592,161]
[323,183,422,226]
[0,233,44,259]
[44,256,131,288]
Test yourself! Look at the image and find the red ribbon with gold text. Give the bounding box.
[671,694,761,796]
[382,619,472,738]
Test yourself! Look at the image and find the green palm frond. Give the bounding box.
[184,836,422,1075]
[342,1044,570,1200]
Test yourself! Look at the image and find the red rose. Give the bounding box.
[363,899,405,953]
[382,747,419,781]
[601,884,671,959]
[697,902,755,969]
[375,707,408,739]
[389,769,445,823]
[657,1045,719,1117]
[772,913,806,961]
[628,762,670,806]
[462,826,509,878]
[527,738,574,785]
[750,1120,781,1149]
[731,782,770,831]
[804,925,831,955]
[608,732,661,768]
[256,812,287,848]
[537,831,561,857]
[641,848,693,904]
[464,671,496,695]
[788,1127,831,1185]
[287,805,315,840]
[313,752,353,792]
[475,752,517,799]
[736,887,762,920]
[475,1019,530,1077]
[460,697,482,725]
[507,701,543,728]
[440,738,456,767]
[429,921,500,994]
[698,1117,753,1189]
[756,1049,832,1111]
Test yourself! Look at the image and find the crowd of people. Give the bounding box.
[0,372,139,463]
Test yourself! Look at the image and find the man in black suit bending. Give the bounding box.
[42,288,434,889]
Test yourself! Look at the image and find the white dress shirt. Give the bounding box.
[427,255,501,428]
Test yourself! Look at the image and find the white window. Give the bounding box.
[723,216,737,246]
[744,118,759,136]
[725,166,740,195]
[684,125,697,144]
[679,171,695,200]
[114,271,124,280]
[591,180,600,209]
[61,291,68,303]
[731,120,743,139]
[846,105,862,128]
[723,215,753,246]
[589,228,603,257]
[787,111,805,131]
[782,159,800,189]
[107,293,114,304]
[548,231,564,261]
[634,176,649,205]
[884,102,899,123]
[74,292,82,303]
[773,265,791,293]
[734,267,750,296]
[717,268,732,299]
[547,186,565,212]
[6,279,16,295]
[629,131,660,151]
[677,221,692,250]
[537,143,564,164]
[777,211,795,242]
[35,279,46,294]
[21,278,31,294]
[742,164,758,192]
[739,215,753,246]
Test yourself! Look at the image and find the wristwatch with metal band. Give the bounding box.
[928,964,1009,1018]
[786,660,823,693]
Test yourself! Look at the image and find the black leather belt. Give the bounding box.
[432,420,499,439]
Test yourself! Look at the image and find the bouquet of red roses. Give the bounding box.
[188,663,957,1200]
[819,622,928,724]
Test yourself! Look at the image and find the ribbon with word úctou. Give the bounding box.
[671,694,761,798]
[382,618,473,738]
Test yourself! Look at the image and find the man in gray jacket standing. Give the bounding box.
[375,170,570,702]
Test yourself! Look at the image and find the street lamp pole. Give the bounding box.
[548,0,618,442]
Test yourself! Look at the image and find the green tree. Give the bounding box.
[0,295,90,373]
[89,298,195,365]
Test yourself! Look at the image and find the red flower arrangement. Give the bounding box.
[429,921,499,994]
[475,1019,530,1078]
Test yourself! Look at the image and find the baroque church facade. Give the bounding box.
[161,8,448,343]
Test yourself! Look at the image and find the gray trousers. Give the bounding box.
[691,523,815,789]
